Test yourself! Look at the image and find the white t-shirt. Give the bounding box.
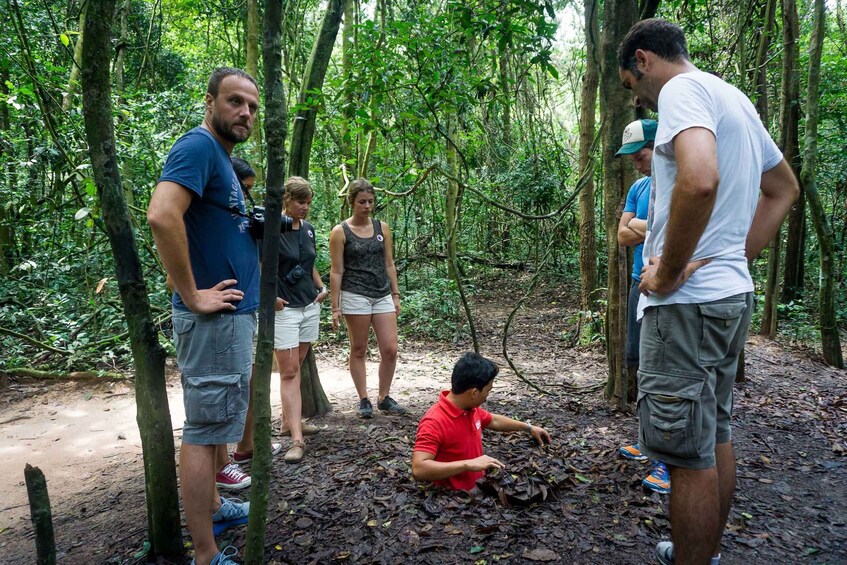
[641,70,783,309]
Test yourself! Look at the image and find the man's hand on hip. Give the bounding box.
[183,279,243,313]
[640,256,711,296]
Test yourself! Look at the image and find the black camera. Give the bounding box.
[284,264,306,285]
[247,206,294,239]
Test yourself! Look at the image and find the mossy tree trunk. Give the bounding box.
[79,0,182,556]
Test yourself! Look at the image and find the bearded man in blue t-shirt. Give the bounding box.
[147,67,260,565]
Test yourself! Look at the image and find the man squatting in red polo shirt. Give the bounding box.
[412,352,552,491]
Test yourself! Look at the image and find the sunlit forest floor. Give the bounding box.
[1,276,845,564]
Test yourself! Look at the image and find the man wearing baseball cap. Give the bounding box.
[615,119,671,495]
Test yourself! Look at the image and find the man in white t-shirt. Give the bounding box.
[618,19,799,565]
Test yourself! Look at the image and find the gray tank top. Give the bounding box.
[341,219,391,298]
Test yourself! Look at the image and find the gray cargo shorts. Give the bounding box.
[637,292,753,470]
[173,309,257,445]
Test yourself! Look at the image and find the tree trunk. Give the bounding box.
[0,66,14,274]
[781,0,805,303]
[114,0,129,95]
[756,0,779,337]
[288,0,345,177]
[801,0,843,368]
[286,0,345,418]
[601,0,637,409]
[577,0,599,345]
[62,4,87,111]
[247,0,265,182]
[24,464,55,565]
[244,0,288,561]
[79,0,182,556]
[340,0,356,174]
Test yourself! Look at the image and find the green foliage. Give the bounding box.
[398,275,466,341]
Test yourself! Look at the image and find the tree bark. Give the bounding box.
[756,0,779,337]
[340,0,356,174]
[801,0,843,368]
[79,0,182,556]
[286,0,345,419]
[245,1,288,560]
[62,4,87,111]
[0,65,14,274]
[114,0,129,95]
[781,0,805,303]
[25,464,55,565]
[601,0,637,409]
[288,0,345,177]
[246,0,265,182]
[577,0,599,345]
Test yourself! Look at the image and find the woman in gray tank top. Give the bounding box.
[329,179,406,418]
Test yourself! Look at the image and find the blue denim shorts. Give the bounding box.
[637,293,753,470]
[173,309,257,445]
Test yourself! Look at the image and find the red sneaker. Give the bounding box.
[232,443,283,465]
[215,463,251,490]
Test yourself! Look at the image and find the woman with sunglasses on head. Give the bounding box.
[329,178,406,419]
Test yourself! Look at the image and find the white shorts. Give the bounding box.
[340,291,395,315]
[274,303,320,350]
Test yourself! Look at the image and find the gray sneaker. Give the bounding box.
[191,545,239,565]
[358,397,373,418]
[212,497,250,523]
[377,395,407,415]
[655,541,674,565]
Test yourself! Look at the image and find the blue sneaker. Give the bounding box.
[191,545,239,565]
[212,497,250,523]
[655,541,674,564]
[642,460,671,494]
[619,442,648,461]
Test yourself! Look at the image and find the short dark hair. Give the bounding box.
[207,67,258,98]
[618,19,689,78]
[451,352,499,394]
[230,156,255,182]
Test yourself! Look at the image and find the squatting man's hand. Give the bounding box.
[529,425,552,446]
[467,455,506,472]
[639,256,711,296]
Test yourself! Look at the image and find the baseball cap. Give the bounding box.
[615,119,657,156]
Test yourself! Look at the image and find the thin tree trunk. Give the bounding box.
[578,0,599,345]
[801,0,843,368]
[0,66,14,274]
[62,3,87,111]
[756,0,779,337]
[114,0,129,95]
[246,0,265,182]
[601,0,637,409]
[287,0,345,418]
[781,0,805,303]
[79,0,182,556]
[244,2,288,560]
[288,0,345,177]
[340,0,355,173]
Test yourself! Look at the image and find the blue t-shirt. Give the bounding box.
[623,176,651,282]
[158,127,259,313]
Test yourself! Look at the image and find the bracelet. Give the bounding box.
[319,287,327,294]
[526,422,533,434]
[392,292,400,297]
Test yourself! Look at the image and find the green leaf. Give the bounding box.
[470,545,484,554]
[60,33,70,47]
[574,473,592,484]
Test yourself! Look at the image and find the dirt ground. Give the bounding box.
[1,282,845,564]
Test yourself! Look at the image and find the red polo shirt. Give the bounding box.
[414,390,493,491]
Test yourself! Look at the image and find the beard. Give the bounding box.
[211,112,252,144]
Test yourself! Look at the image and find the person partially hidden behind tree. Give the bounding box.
[411,352,552,491]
